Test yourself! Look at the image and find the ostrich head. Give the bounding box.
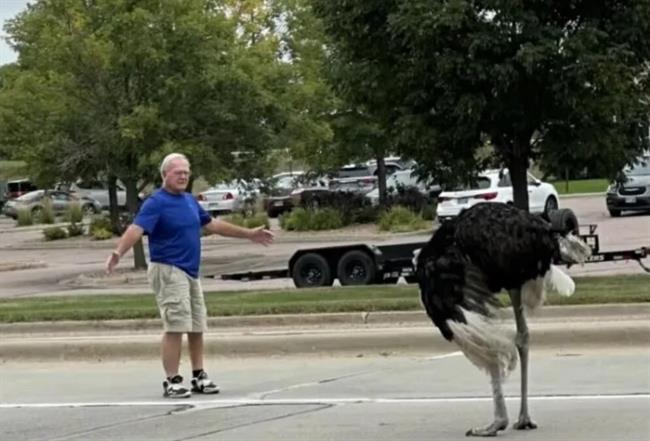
[557,233,592,264]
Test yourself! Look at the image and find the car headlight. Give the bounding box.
[606,183,617,193]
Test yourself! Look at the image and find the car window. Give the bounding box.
[498,173,511,187]
[451,177,492,191]
[527,173,540,185]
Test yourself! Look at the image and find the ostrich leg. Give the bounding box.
[509,289,538,430]
[466,367,508,437]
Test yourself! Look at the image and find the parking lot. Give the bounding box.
[0,194,648,298]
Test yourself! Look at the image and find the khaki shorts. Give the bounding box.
[147,262,207,333]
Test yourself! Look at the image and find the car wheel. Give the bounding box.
[608,209,621,217]
[337,250,376,286]
[292,253,332,288]
[543,196,559,219]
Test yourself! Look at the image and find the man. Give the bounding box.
[105,153,273,398]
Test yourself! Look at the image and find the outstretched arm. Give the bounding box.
[105,224,144,273]
[204,218,274,246]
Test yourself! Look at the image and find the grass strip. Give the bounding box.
[551,179,609,195]
[0,275,647,323]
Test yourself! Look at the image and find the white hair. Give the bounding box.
[160,153,189,176]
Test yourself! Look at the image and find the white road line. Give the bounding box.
[2,394,648,409]
[425,351,463,360]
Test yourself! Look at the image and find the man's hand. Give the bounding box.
[105,251,120,274]
[249,226,274,246]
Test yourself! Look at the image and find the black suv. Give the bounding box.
[606,156,650,217]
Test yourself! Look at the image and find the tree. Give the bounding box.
[1,0,331,268]
[312,0,650,210]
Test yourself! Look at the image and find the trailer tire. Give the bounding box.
[292,253,332,288]
[547,208,579,235]
[337,250,376,286]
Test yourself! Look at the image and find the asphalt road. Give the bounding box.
[1,346,648,441]
[0,195,648,297]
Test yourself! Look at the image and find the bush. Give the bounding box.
[385,186,430,213]
[39,198,56,224]
[223,213,270,229]
[378,206,429,232]
[92,227,113,240]
[281,207,344,231]
[90,215,113,235]
[64,202,84,223]
[16,209,33,227]
[43,226,67,241]
[67,223,85,237]
[301,191,374,225]
[420,203,437,221]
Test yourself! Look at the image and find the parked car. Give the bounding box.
[436,169,559,221]
[606,156,650,217]
[4,179,37,200]
[365,169,441,205]
[2,190,102,219]
[328,161,404,194]
[56,179,128,210]
[197,180,260,216]
[266,186,331,218]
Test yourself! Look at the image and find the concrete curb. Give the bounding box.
[1,304,647,361]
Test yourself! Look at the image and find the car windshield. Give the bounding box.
[626,159,650,176]
[449,176,492,191]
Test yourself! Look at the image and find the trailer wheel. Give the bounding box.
[548,208,579,235]
[292,253,332,288]
[337,250,376,285]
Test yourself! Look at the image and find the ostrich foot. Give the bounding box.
[466,419,508,437]
[513,416,538,430]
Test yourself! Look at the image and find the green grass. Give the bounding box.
[551,179,609,195]
[0,275,647,323]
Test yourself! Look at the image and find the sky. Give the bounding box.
[0,0,30,66]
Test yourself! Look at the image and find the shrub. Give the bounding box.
[43,226,67,241]
[301,191,374,225]
[64,202,84,223]
[378,206,429,232]
[92,227,113,240]
[420,203,437,221]
[385,186,430,213]
[281,207,344,231]
[67,223,85,237]
[39,198,56,224]
[90,215,112,235]
[223,212,270,229]
[16,209,33,227]
[309,208,343,230]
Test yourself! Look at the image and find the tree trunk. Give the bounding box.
[508,152,530,211]
[376,156,387,206]
[107,175,120,234]
[124,178,147,270]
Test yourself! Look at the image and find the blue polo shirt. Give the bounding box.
[134,189,212,278]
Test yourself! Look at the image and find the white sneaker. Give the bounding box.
[163,375,191,398]
[191,371,220,394]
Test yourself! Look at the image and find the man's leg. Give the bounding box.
[187,332,204,372]
[162,332,184,378]
[188,278,219,393]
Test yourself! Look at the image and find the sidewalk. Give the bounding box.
[1,304,647,361]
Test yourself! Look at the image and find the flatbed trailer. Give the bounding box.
[220,210,650,288]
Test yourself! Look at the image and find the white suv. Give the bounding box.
[436,169,559,221]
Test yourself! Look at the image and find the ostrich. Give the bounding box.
[414,202,591,437]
